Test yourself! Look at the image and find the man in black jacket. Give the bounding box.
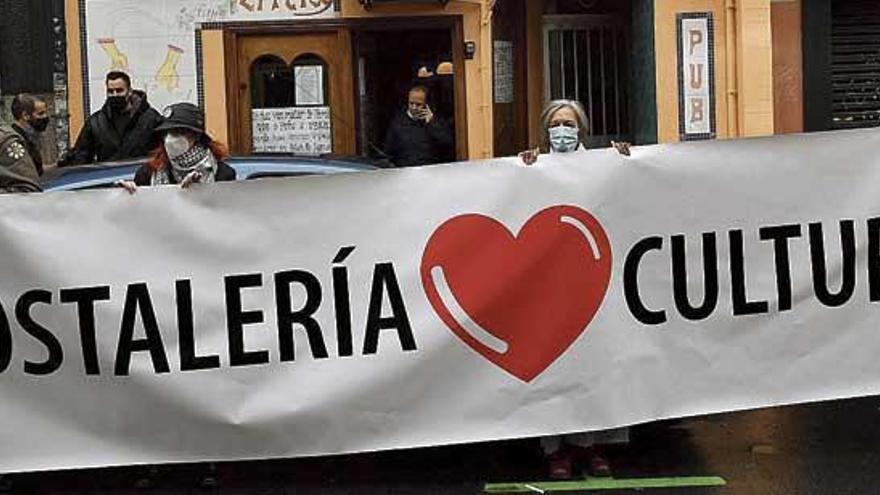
[384,85,454,168]
[60,71,163,166]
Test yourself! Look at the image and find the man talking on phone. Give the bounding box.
[384,85,453,168]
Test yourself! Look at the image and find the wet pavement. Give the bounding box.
[5,396,880,494]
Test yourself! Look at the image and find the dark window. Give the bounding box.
[0,0,61,94]
[249,54,330,108]
[250,55,294,109]
[545,16,630,147]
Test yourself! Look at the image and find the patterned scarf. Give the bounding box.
[151,144,218,186]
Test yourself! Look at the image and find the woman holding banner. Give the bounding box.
[117,102,235,192]
[519,99,630,479]
[519,99,630,165]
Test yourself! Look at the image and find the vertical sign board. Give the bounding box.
[677,13,716,140]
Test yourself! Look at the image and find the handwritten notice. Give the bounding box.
[493,41,514,104]
[252,107,332,155]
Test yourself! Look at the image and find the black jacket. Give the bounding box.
[384,112,454,168]
[62,90,163,166]
[133,160,236,186]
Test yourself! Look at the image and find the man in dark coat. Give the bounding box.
[384,85,454,168]
[60,71,163,166]
[10,94,49,176]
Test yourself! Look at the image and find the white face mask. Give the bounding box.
[548,125,580,153]
[164,133,193,160]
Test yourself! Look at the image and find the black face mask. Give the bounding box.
[107,95,128,112]
[31,117,49,133]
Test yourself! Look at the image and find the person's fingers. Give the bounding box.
[518,148,541,166]
[519,148,539,166]
[181,171,203,189]
[612,141,632,157]
[115,180,137,194]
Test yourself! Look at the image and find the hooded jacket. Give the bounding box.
[62,90,163,166]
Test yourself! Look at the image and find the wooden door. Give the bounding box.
[235,30,355,155]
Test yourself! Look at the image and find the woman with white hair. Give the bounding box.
[520,99,629,165]
[520,99,630,479]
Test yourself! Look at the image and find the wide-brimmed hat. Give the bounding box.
[155,103,206,135]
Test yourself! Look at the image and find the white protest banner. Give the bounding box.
[1,129,880,473]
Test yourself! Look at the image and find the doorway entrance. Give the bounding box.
[354,27,456,163]
[225,17,467,162]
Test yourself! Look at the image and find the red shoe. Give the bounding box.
[548,451,574,480]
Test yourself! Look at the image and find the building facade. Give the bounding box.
[56,0,873,162]
[0,0,69,164]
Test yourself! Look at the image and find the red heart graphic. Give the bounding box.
[421,205,612,382]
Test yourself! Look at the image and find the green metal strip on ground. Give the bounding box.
[484,476,726,493]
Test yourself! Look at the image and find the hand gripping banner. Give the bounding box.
[1,129,879,472]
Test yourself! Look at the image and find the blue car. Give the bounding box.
[41,155,381,192]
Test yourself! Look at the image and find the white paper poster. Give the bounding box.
[295,65,324,106]
[252,106,332,154]
[493,41,514,104]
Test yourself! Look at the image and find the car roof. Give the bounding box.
[41,154,382,191]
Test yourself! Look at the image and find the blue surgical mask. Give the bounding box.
[548,125,580,153]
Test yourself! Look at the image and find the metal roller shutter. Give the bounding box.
[831,0,880,129]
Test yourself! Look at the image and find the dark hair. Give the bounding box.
[105,71,131,88]
[10,94,38,120]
